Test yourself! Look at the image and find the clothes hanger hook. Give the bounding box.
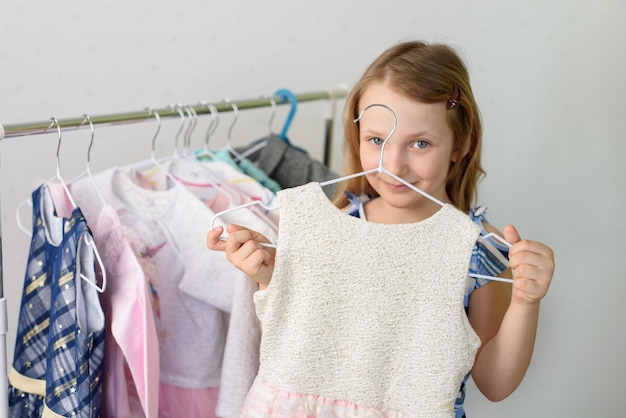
[184,105,198,152]
[203,103,220,151]
[49,117,78,209]
[353,103,398,171]
[274,88,297,141]
[80,114,96,168]
[224,98,238,144]
[145,107,162,160]
[50,117,63,178]
[176,103,193,149]
[79,114,107,206]
[169,104,187,157]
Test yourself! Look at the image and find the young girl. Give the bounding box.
[207,40,555,417]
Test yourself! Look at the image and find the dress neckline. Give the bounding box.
[293,182,457,229]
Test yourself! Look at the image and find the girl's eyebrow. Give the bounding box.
[359,128,388,137]
[405,129,444,141]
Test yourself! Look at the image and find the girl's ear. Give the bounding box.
[451,137,471,163]
[451,148,459,163]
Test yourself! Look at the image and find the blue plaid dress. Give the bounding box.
[9,186,54,416]
[9,185,105,418]
[44,205,105,417]
[343,193,509,418]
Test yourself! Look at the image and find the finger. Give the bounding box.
[206,226,227,251]
[228,240,270,279]
[224,230,267,266]
[245,248,273,285]
[243,245,271,273]
[505,225,547,262]
[510,264,552,299]
[515,240,554,258]
[503,224,522,246]
[226,224,247,233]
[227,224,272,245]
[509,241,555,270]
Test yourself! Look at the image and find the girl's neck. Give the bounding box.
[363,196,447,224]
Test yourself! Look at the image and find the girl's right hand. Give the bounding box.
[207,224,275,289]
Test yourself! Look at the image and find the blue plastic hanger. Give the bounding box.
[274,88,308,154]
[274,88,297,141]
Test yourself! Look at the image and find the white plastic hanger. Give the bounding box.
[211,103,513,283]
[17,117,107,292]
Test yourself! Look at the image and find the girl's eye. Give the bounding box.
[368,137,384,146]
[412,140,429,149]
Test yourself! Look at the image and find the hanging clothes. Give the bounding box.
[239,134,340,199]
[1,88,348,418]
[43,204,105,417]
[9,186,60,417]
[211,149,282,194]
[70,166,261,418]
[165,158,279,232]
[49,180,160,418]
[244,182,482,416]
[132,160,268,418]
[8,185,105,418]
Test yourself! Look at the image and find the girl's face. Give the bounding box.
[358,83,458,222]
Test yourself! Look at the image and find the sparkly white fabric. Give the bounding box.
[249,182,482,417]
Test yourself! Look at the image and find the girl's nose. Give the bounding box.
[381,144,407,176]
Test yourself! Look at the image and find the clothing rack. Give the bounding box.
[0,87,348,418]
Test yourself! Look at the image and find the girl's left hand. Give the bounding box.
[504,225,555,306]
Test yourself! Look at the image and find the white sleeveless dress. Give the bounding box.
[244,182,482,417]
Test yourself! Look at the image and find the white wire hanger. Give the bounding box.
[173,103,242,205]
[17,117,107,292]
[16,117,79,234]
[193,102,221,161]
[67,114,107,206]
[210,103,513,283]
[318,103,446,205]
[209,102,280,243]
[234,95,278,161]
[222,98,247,162]
[122,107,180,186]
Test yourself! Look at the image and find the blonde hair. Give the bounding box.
[333,41,485,213]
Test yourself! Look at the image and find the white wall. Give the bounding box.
[1,1,624,416]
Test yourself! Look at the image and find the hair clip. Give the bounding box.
[446,85,461,110]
